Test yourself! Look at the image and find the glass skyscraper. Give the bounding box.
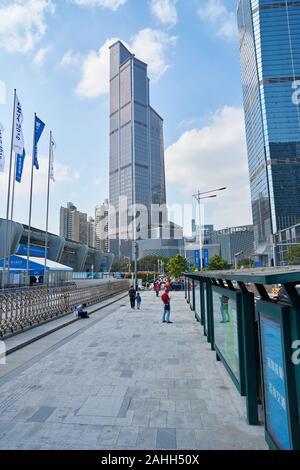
[237,0,300,264]
[109,41,166,257]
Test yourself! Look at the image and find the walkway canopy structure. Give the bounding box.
[185,267,300,450]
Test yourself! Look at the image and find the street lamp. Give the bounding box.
[234,251,243,270]
[192,187,227,271]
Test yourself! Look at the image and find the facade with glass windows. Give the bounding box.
[237,0,300,264]
[109,41,166,257]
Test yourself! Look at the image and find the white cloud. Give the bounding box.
[0,156,80,200]
[198,0,237,41]
[33,46,51,65]
[70,0,127,10]
[150,0,178,26]
[0,0,55,53]
[59,50,81,68]
[165,106,253,229]
[76,37,118,98]
[76,29,177,98]
[131,29,177,81]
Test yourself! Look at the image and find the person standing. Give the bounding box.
[128,286,136,309]
[136,293,142,310]
[162,287,172,323]
[154,280,160,297]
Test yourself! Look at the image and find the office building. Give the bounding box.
[211,225,254,266]
[274,223,300,266]
[87,217,95,249]
[95,200,109,253]
[109,41,166,257]
[60,203,92,246]
[0,218,114,273]
[237,0,300,265]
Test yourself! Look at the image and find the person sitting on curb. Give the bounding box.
[76,303,89,319]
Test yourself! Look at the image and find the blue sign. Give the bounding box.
[194,250,200,269]
[261,316,291,450]
[255,261,263,268]
[16,244,47,257]
[204,248,209,268]
[0,255,46,274]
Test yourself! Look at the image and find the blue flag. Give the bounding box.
[34,115,45,170]
[16,149,26,183]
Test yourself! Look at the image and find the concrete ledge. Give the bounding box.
[4,291,128,356]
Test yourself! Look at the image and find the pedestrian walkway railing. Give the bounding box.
[0,279,129,338]
[184,268,300,450]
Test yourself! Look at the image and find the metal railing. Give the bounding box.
[0,279,129,337]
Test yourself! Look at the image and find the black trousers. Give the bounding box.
[78,311,89,319]
[130,298,135,308]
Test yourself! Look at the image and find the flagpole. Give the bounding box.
[2,89,16,290]
[26,113,36,279]
[44,130,52,285]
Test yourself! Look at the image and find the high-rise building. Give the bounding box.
[87,217,95,248]
[95,200,109,253]
[109,41,166,257]
[237,0,300,265]
[60,203,92,246]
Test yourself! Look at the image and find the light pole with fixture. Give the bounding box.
[192,187,227,271]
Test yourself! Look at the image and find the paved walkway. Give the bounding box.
[0,292,267,450]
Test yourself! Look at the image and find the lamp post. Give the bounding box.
[193,187,227,271]
[234,251,243,270]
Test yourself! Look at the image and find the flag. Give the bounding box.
[33,115,45,170]
[50,135,56,182]
[13,95,24,155]
[0,123,4,172]
[16,149,26,183]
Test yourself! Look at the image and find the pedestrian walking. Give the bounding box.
[162,287,172,323]
[136,293,142,310]
[128,286,136,309]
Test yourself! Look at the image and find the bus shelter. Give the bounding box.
[184,268,300,450]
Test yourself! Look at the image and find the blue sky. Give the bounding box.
[0,0,252,236]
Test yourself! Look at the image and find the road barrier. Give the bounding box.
[185,268,300,450]
[0,279,129,337]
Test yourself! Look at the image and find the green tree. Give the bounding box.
[137,256,169,272]
[237,258,255,269]
[208,255,228,271]
[284,245,300,265]
[167,254,187,278]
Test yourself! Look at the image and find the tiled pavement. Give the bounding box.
[0,292,267,450]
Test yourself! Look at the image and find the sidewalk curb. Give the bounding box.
[4,292,128,356]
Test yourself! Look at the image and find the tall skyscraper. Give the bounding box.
[237,0,300,264]
[109,41,166,257]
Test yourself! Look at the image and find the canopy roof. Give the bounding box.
[185,266,300,285]
[0,255,73,275]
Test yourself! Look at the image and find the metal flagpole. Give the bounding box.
[44,131,52,285]
[7,152,18,277]
[2,89,16,289]
[26,113,36,279]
